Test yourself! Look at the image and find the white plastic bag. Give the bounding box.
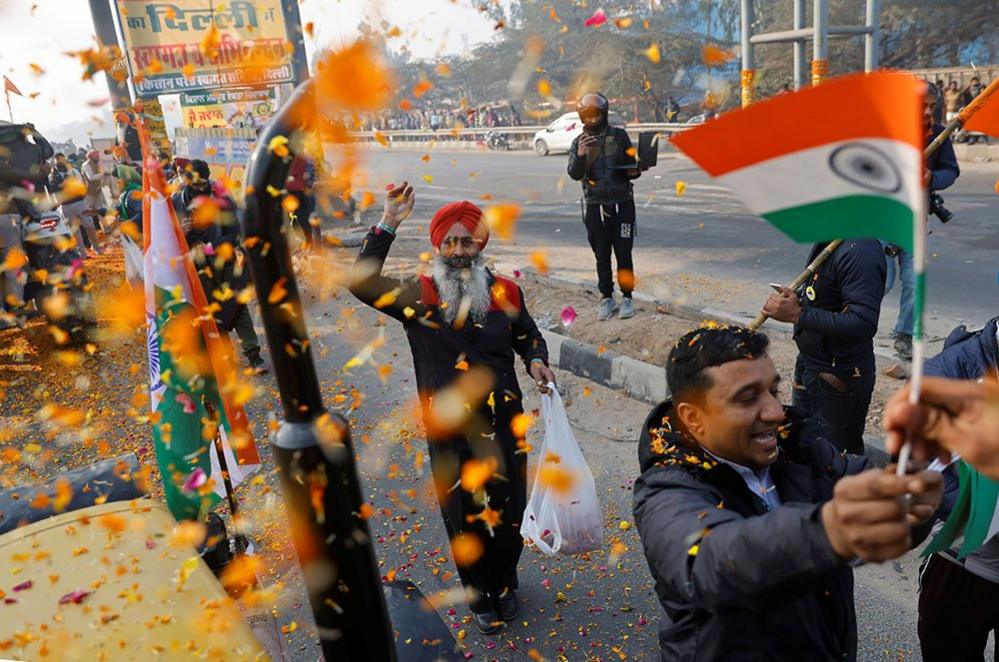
[121,234,144,287]
[521,384,603,555]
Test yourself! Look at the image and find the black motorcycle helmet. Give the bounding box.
[577,93,609,133]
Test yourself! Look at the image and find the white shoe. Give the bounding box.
[597,297,617,321]
[618,297,635,319]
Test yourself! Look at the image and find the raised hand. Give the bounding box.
[382,181,415,230]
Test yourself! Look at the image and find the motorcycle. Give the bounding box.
[486,130,510,151]
[19,205,97,343]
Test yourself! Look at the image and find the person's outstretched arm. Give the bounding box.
[348,182,423,323]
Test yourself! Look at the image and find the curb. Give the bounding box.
[524,271,891,463]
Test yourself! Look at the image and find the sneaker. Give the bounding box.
[597,297,617,321]
[471,607,502,635]
[244,347,269,374]
[495,588,519,621]
[618,297,635,320]
[893,334,913,361]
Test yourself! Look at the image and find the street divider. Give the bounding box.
[351,123,694,151]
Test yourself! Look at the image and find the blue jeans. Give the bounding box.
[881,242,914,337]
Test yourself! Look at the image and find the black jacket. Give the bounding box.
[926,122,959,193]
[567,126,639,205]
[348,228,548,439]
[924,316,999,380]
[633,401,869,661]
[793,239,886,372]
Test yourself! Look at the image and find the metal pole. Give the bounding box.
[740,0,756,107]
[812,0,829,86]
[242,80,396,660]
[85,0,132,109]
[864,0,881,72]
[793,0,805,90]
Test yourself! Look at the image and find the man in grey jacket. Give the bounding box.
[634,325,942,660]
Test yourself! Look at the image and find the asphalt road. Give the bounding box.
[359,147,999,344]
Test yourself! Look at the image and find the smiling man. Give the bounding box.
[633,325,941,661]
[348,183,554,634]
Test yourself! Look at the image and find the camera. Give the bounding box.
[929,192,954,224]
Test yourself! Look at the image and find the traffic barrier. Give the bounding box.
[350,123,695,151]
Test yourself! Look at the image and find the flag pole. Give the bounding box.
[5,89,12,122]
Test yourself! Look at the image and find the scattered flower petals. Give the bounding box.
[58,588,92,605]
[584,8,608,27]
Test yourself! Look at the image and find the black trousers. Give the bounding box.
[426,409,527,613]
[791,356,875,455]
[583,199,635,299]
[288,191,320,249]
[918,554,999,661]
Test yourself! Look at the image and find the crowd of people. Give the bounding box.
[364,102,523,133]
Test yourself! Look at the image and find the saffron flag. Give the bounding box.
[670,72,925,251]
[960,76,999,138]
[140,128,259,521]
[3,76,22,97]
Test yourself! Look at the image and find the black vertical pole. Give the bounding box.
[85,0,132,109]
[282,0,312,85]
[241,80,396,660]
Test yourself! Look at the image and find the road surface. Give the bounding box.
[359,147,999,345]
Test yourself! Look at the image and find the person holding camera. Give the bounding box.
[568,93,641,321]
[885,88,960,360]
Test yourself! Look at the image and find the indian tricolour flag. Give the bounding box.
[671,71,927,359]
[670,72,925,251]
[141,143,259,522]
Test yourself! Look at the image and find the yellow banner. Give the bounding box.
[116,0,295,96]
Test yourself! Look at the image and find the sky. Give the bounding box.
[0,0,500,144]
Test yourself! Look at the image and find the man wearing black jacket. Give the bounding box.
[172,159,266,374]
[763,240,886,454]
[633,325,942,661]
[349,183,554,634]
[568,93,641,321]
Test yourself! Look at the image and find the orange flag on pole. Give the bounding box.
[960,77,999,138]
[3,76,23,97]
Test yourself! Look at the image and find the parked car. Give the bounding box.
[532,111,626,156]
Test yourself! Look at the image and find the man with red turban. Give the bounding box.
[349,182,555,634]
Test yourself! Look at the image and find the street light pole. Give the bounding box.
[865,0,881,72]
[812,0,829,86]
[740,0,756,107]
[85,0,132,109]
[793,0,806,89]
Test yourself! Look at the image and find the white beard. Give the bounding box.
[432,256,491,327]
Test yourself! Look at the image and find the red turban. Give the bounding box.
[429,200,489,249]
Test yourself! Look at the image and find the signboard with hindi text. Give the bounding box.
[179,88,276,129]
[115,0,299,96]
[173,127,257,202]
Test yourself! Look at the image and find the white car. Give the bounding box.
[532,111,626,156]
